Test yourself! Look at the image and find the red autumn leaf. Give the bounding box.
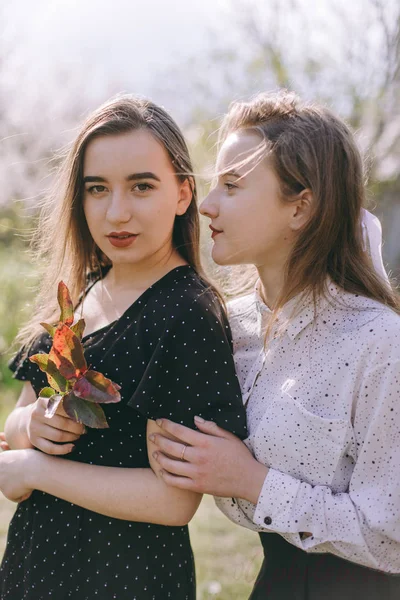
[30,281,121,429]
[73,370,121,404]
[30,353,69,392]
[51,324,87,380]
[57,281,74,327]
[63,392,109,429]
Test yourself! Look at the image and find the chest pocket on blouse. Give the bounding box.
[248,392,355,488]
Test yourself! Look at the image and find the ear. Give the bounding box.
[176,178,193,216]
[289,188,314,231]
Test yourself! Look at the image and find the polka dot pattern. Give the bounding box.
[1,266,247,599]
[216,280,400,573]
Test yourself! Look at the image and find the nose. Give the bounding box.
[107,189,132,224]
[199,188,219,219]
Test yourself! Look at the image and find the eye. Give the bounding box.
[133,183,155,193]
[224,182,237,191]
[87,185,107,195]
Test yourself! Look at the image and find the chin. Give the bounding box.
[211,247,236,266]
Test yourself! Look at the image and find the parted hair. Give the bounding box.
[17,95,221,350]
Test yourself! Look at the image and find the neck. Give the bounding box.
[256,263,286,309]
[105,246,187,293]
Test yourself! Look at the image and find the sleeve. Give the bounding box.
[249,360,400,572]
[8,334,50,386]
[8,345,36,382]
[127,296,248,439]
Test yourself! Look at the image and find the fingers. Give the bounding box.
[35,399,86,435]
[0,433,10,452]
[193,416,237,439]
[33,437,75,456]
[44,415,86,436]
[29,416,82,443]
[150,435,194,462]
[158,470,197,491]
[153,451,194,478]
[37,424,81,444]
[27,398,86,452]
[155,419,207,446]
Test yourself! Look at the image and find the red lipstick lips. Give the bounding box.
[209,225,223,239]
[107,231,138,248]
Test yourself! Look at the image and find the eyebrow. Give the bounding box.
[221,170,241,179]
[83,172,161,183]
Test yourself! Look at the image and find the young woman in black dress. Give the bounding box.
[0,96,247,600]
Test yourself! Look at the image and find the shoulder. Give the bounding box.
[145,267,228,331]
[325,289,400,366]
[360,303,400,367]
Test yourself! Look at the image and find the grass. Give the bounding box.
[189,496,263,599]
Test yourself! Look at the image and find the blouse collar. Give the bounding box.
[254,278,341,340]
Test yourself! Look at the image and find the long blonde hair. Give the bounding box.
[219,90,399,320]
[18,95,219,350]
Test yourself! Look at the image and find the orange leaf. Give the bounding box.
[57,281,74,327]
[51,324,87,380]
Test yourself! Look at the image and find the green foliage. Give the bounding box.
[0,207,36,409]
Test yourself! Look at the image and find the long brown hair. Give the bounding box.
[219,90,399,321]
[18,95,219,349]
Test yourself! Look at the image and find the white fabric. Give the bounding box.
[361,209,390,283]
[215,282,400,573]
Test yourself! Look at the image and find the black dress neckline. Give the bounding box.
[79,264,195,342]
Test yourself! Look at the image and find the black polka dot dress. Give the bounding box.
[0,266,247,600]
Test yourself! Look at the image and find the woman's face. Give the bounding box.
[83,130,191,267]
[200,130,297,268]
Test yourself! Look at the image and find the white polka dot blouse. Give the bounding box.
[215,279,400,573]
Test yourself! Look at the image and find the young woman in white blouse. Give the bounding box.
[149,91,400,598]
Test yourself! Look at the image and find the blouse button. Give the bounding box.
[264,516,272,525]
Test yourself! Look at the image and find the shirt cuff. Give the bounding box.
[253,468,303,533]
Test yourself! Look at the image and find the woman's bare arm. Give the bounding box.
[4,383,37,450]
[5,419,202,526]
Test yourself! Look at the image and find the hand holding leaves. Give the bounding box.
[30,282,121,429]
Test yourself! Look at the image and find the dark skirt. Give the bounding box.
[249,533,400,600]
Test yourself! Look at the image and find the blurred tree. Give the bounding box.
[165,0,400,272]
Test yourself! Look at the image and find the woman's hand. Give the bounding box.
[0,448,40,503]
[149,416,268,503]
[0,432,10,452]
[25,396,86,455]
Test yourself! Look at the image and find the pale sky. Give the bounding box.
[2,0,386,124]
[2,0,232,116]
